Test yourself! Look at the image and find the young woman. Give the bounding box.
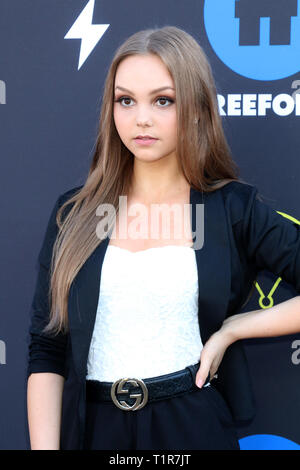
[26,26,300,450]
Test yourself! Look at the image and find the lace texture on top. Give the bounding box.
[86,245,202,382]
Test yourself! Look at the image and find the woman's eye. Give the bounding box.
[115,97,134,106]
[157,97,174,106]
[114,96,174,107]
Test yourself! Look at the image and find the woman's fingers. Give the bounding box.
[195,361,218,388]
[195,332,226,387]
[195,352,211,388]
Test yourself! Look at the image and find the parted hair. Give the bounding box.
[43,25,242,336]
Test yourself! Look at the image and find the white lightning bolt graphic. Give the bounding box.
[64,0,109,70]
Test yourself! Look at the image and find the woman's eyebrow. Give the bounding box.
[114,86,175,95]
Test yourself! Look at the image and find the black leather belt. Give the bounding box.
[86,362,210,411]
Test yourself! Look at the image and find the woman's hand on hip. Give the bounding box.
[195,324,235,388]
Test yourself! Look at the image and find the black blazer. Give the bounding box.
[26,181,300,450]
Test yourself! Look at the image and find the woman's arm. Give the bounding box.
[195,296,300,388]
[222,295,300,342]
[27,372,65,450]
[26,193,73,449]
[195,185,300,388]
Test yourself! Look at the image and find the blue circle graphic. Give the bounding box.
[239,434,300,450]
[204,0,300,80]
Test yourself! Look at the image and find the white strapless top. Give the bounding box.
[86,245,203,382]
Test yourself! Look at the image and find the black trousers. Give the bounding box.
[83,382,240,450]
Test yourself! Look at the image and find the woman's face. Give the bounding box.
[113,54,177,164]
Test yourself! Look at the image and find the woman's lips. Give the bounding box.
[134,137,158,146]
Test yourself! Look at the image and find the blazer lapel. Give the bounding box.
[190,186,231,344]
[68,232,109,382]
[68,186,232,382]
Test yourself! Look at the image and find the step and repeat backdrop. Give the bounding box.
[1,0,300,450]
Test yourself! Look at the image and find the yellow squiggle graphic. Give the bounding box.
[254,210,300,309]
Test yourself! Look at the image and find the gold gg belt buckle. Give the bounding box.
[111,377,148,411]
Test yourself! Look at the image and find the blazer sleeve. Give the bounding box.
[242,185,300,293]
[26,193,69,380]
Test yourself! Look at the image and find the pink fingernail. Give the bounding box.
[196,379,203,388]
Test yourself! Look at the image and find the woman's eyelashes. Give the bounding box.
[114,96,175,107]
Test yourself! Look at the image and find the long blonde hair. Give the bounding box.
[43,25,242,336]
